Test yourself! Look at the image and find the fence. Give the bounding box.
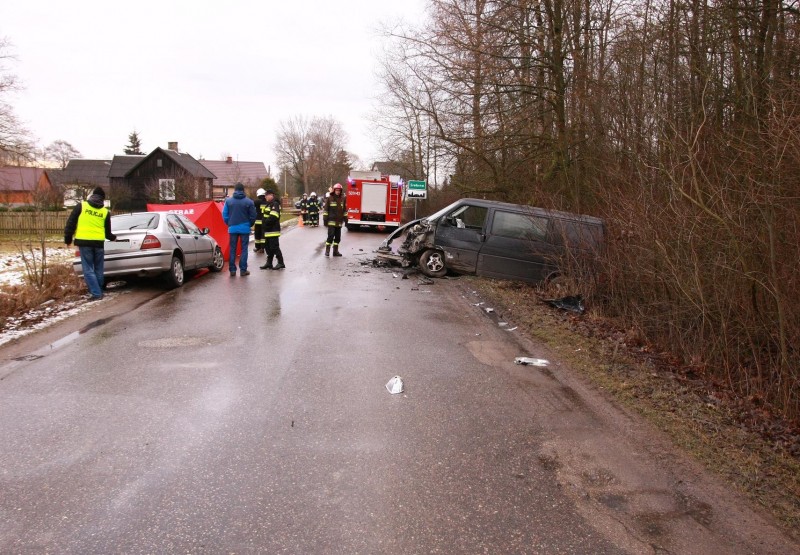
[0,212,70,236]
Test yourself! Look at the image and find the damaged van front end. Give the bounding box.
[375,218,437,269]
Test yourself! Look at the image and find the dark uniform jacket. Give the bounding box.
[324,194,347,227]
[263,199,282,236]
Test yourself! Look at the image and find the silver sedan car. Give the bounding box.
[72,211,225,288]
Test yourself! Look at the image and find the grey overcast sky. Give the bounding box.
[3,0,426,171]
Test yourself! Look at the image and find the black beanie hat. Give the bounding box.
[92,187,105,199]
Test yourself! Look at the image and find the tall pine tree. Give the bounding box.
[124,131,144,155]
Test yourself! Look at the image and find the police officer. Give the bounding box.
[253,188,267,253]
[307,192,320,226]
[323,182,347,257]
[259,189,286,270]
[64,187,116,301]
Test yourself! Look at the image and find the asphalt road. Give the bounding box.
[0,222,797,554]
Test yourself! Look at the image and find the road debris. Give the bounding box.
[543,295,585,314]
[385,375,404,394]
[505,326,518,331]
[418,277,434,285]
[514,357,550,367]
[484,307,495,314]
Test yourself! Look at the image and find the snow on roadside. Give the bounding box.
[0,247,75,287]
[0,245,88,348]
[0,298,91,348]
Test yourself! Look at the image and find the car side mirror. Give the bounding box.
[201,227,209,235]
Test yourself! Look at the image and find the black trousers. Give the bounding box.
[265,236,284,264]
[326,225,342,246]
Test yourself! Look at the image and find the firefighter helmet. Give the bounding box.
[256,188,266,197]
[310,191,317,197]
[333,183,343,190]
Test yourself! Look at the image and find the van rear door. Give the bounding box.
[477,209,560,283]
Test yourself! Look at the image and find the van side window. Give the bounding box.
[492,210,548,241]
[447,205,488,230]
[551,219,603,249]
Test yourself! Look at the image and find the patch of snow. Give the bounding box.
[0,247,75,287]
[0,298,88,348]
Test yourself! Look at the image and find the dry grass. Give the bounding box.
[0,263,86,330]
[470,277,800,539]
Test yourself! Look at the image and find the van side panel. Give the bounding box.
[477,209,560,283]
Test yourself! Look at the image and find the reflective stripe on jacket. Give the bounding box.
[74,201,109,242]
[263,199,281,237]
[324,195,347,227]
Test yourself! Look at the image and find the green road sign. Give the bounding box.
[407,180,427,199]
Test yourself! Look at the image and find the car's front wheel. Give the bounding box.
[164,256,185,288]
[209,246,224,272]
[419,249,447,278]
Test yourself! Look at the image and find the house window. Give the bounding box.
[157,159,163,167]
[159,179,176,201]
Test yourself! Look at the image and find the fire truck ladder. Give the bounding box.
[388,185,401,215]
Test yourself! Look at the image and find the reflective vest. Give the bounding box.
[74,201,108,241]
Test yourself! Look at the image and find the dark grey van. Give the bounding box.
[376,198,605,284]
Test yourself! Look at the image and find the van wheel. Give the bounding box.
[419,249,447,278]
[164,256,185,289]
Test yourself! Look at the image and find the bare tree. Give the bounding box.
[274,115,349,194]
[0,37,35,165]
[44,140,82,169]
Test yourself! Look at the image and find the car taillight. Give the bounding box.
[141,235,161,249]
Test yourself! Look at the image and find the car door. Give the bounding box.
[433,203,488,274]
[166,214,197,269]
[477,209,560,283]
[178,214,215,267]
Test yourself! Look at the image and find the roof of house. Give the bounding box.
[108,155,146,178]
[54,159,113,186]
[0,166,47,192]
[371,161,416,181]
[158,148,216,179]
[199,159,268,187]
[117,148,216,180]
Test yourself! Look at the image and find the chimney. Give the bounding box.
[168,141,178,151]
[226,156,233,164]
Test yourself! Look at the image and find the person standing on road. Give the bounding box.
[323,182,347,257]
[64,187,116,301]
[299,193,309,226]
[259,189,286,270]
[222,182,257,276]
[253,188,267,254]
[307,192,320,226]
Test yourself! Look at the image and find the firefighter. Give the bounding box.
[259,189,286,270]
[323,182,347,257]
[299,193,309,225]
[253,188,267,253]
[307,192,320,226]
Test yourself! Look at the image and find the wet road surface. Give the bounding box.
[0,223,796,554]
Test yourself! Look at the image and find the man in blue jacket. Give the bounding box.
[222,182,257,276]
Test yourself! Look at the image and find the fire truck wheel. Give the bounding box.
[419,249,447,278]
[346,224,354,231]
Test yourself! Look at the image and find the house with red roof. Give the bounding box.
[0,166,57,207]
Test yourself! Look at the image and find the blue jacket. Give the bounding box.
[223,191,257,234]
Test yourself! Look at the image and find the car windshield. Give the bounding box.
[111,213,160,231]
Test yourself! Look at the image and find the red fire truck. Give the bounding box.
[345,171,404,231]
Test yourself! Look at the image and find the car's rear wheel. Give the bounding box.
[209,246,224,272]
[419,249,447,278]
[164,256,184,288]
